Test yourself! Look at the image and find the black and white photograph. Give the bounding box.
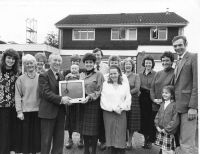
[0,0,199,154]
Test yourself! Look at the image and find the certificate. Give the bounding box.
[59,80,85,103]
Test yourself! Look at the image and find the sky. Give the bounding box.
[0,0,200,52]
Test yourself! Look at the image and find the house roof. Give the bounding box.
[55,12,188,28]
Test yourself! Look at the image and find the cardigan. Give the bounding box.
[150,67,174,111]
[154,101,179,134]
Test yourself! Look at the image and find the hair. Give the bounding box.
[82,53,96,63]
[48,53,62,62]
[70,54,81,62]
[22,54,37,66]
[162,85,175,101]
[92,48,103,57]
[35,53,47,63]
[0,48,20,74]
[108,55,121,66]
[142,55,155,69]
[172,35,188,46]
[123,57,135,72]
[160,51,174,63]
[107,65,123,85]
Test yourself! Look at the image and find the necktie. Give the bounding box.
[56,73,60,81]
[96,64,100,71]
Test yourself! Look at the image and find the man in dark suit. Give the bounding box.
[39,53,71,154]
[172,35,198,154]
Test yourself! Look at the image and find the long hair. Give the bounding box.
[0,48,20,74]
[107,65,123,85]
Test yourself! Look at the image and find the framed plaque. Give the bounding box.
[59,80,85,103]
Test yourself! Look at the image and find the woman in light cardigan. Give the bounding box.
[15,54,41,153]
[101,65,131,154]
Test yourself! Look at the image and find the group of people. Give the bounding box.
[0,35,197,154]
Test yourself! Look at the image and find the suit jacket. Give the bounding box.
[174,52,198,113]
[38,69,64,119]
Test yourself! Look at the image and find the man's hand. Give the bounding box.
[17,112,24,120]
[62,96,72,105]
[188,108,197,120]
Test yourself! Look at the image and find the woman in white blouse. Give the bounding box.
[100,65,131,154]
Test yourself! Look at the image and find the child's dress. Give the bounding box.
[154,101,179,151]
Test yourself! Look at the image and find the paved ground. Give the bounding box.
[63,132,160,154]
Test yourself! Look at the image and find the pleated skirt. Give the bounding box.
[103,110,127,149]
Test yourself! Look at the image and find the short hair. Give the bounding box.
[172,35,188,46]
[107,65,123,85]
[92,48,103,57]
[160,51,174,63]
[142,55,155,69]
[108,55,121,66]
[162,85,175,101]
[48,53,62,62]
[35,53,47,63]
[123,57,135,72]
[22,54,37,66]
[82,53,96,63]
[70,54,81,62]
[1,48,20,74]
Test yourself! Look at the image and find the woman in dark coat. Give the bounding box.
[81,53,104,154]
[123,58,141,149]
[139,55,156,149]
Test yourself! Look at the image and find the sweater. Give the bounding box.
[15,73,40,114]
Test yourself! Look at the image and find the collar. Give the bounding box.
[178,51,187,60]
[165,100,171,104]
[143,69,153,76]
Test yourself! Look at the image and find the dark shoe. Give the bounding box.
[78,139,84,149]
[65,138,73,149]
[99,143,106,151]
[145,142,152,149]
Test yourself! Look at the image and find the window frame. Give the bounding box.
[150,27,168,41]
[111,28,137,41]
[72,29,95,41]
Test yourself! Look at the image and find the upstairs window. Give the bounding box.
[150,27,167,40]
[111,28,137,40]
[73,29,95,40]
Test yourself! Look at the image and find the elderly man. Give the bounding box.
[172,35,198,154]
[39,53,71,154]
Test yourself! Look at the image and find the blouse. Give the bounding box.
[100,81,131,112]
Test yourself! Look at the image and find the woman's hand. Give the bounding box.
[156,126,162,132]
[82,96,91,104]
[154,99,162,104]
[113,106,122,114]
[17,112,24,120]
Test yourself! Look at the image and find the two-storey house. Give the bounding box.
[55,12,188,72]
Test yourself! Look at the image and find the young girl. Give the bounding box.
[154,85,179,154]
